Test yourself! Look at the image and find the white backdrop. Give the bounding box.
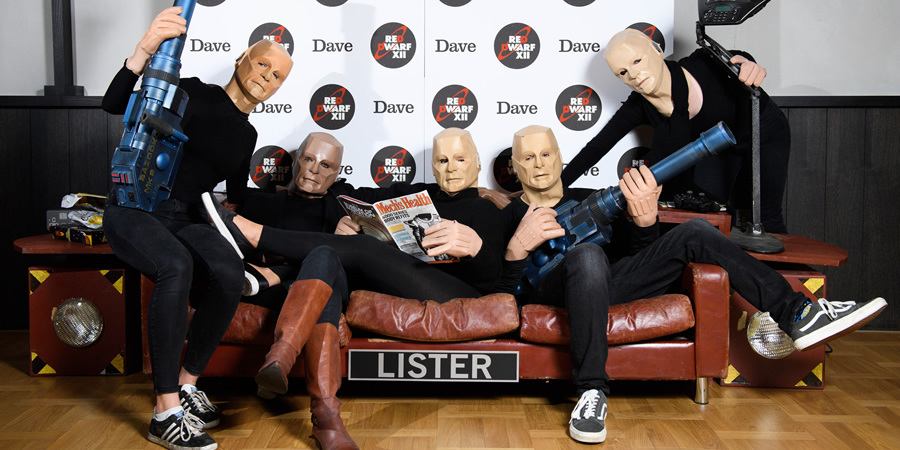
[177,0,674,193]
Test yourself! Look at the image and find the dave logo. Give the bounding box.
[309,84,355,130]
[431,84,478,129]
[440,0,471,6]
[370,146,417,188]
[491,147,522,193]
[250,145,293,190]
[556,85,601,131]
[249,23,295,56]
[370,22,417,69]
[563,0,595,6]
[494,23,540,69]
[628,22,666,52]
[317,0,348,6]
[197,0,226,6]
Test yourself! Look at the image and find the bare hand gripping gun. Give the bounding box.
[518,122,736,293]
[110,0,197,211]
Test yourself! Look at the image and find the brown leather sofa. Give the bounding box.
[141,261,730,403]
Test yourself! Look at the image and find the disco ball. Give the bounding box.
[747,311,794,359]
[52,298,103,348]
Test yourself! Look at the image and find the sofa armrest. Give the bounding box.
[683,263,730,378]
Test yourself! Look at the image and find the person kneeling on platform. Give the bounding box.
[500,125,887,445]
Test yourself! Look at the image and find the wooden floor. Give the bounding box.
[2,331,899,449]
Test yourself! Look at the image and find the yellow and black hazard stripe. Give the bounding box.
[795,363,823,387]
[31,352,56,375]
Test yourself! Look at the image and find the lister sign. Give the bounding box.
[348,350,519,382]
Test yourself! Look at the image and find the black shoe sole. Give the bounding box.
[255,363,289,395]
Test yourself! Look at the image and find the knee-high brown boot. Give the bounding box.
[306,323,358,450]
[256,279,332,395]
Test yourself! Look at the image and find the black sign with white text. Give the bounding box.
[348,350,519,382]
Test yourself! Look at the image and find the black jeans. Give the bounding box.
[257,228,481,302]
[243,245,349,327]
[526,218,807,396]
[103,198,243,394]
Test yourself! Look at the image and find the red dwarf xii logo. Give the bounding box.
[249,23,294,56]
[371,22,417,68]
[556,85,601,131]
[309,84,355,130]
[431,84,478,129]
[250,145,293,190]
[494,23,540,69]
[370,146,417,188]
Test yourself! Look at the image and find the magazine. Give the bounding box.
[337,190,456,263]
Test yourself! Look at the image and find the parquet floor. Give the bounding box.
[1,330,899,449]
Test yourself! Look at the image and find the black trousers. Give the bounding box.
[524,219,807,396]
[256,227,482,302]
[104,198,243,394]
[243,245,348,327]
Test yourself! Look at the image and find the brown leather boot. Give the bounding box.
[306,323,358,450]
[255,279,332,395]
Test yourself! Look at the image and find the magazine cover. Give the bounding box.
[337,190,455,263]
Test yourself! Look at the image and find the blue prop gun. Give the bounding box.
[518,121,737,293]
[110,0,197,211]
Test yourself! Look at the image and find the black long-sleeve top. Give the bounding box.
[240,181,508,296]
[496,187,660,294]
[102,64,256,207]
[562,49,781,189]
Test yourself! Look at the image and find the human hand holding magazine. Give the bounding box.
[337,190,458,263]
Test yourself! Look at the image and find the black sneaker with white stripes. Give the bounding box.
[569,388,608,443]
[179,387,220,429]
[147,410,217,450]
[790,297,887,351]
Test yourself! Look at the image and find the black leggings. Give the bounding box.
[257,228,481,302]
[243,245,348,327]
[103,198,242,395]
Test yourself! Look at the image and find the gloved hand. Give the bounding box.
[127,6,187,75]
[505,203,565,261]
[619,164,661,228]
[730,54,766,87]
[421,220,483,258]
[334,215,361,235]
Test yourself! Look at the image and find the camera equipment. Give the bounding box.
[696,0,784,253]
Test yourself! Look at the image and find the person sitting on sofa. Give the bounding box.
[500,124,887,445]
[101,6,293,450]
[201,128,508,448]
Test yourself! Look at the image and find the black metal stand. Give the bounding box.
[44,0,84,96]
[696,22,783,253]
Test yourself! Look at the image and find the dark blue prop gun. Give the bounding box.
[518,122,736,293]
[110,0,197,211]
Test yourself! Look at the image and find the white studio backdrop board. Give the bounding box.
[179,0,674,193]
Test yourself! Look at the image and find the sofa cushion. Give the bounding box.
[346,290,520,342]
[519,294,694,345]
[216,302,352,348]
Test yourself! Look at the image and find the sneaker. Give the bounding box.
[569,389,608,443]
[179,387,220,429]
[201,192,252,259]
[242,263,270,297]
[790,297,887,351]
[147,410,217,450]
